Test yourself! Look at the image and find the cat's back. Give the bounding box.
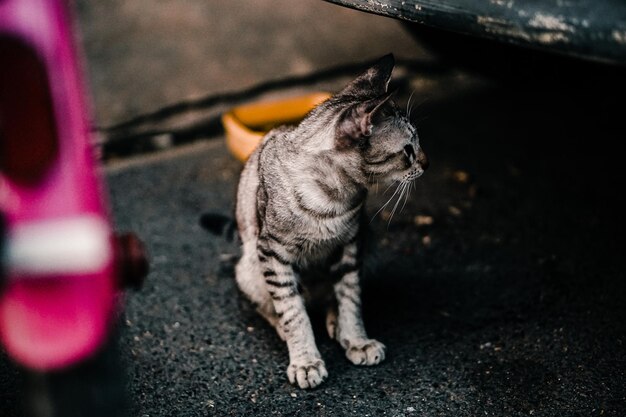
[257,125,299,169]
[236,125,296,239]
[240,125,296,186]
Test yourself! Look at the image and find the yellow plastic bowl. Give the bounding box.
[222,92,331,162]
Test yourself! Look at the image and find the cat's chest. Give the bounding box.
[296,236,342,263]
[290,219,359,267]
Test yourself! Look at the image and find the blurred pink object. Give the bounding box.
[0,0,118,370]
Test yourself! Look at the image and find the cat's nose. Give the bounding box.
[417,149,429,170]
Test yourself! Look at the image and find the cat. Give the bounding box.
[201,54,428,389]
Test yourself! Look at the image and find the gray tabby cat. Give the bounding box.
[210,54,427,389]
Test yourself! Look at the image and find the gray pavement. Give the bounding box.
[104,80,626,416]
[2,1,626,416]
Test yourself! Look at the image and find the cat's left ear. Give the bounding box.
[335,90,395,149]
[339,54,395,97]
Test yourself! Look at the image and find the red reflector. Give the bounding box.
[0,36,59,186]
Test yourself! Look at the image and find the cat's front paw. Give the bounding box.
[287,358,328,389]
[345,339,386,366]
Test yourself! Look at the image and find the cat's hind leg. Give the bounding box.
[235,239,285,340]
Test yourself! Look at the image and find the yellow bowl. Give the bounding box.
[222,92,331,162]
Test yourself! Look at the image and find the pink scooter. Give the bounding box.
[0,0,147,393]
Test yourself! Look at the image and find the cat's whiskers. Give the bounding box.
[386,183,404,225]
[387,180,411,225]
[406,89,416,118]
[400,179,413,212]
[370,180,402,223]
[382,180,397,195]
[372,174,419,225]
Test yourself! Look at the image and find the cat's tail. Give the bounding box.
[199,213,238,241]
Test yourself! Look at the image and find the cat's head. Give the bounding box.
[333,54,428,184]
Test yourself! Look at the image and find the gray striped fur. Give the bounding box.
[233,54,427,389]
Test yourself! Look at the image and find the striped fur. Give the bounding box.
[233,54,427,389]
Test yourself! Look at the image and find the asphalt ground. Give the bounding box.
[105,75,626,417]
[2,66,626,417]
[2,1,626,416]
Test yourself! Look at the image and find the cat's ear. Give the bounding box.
[335,90,395,149]
[339,54,395,97]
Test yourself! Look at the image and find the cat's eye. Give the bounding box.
[403,144,415,161]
